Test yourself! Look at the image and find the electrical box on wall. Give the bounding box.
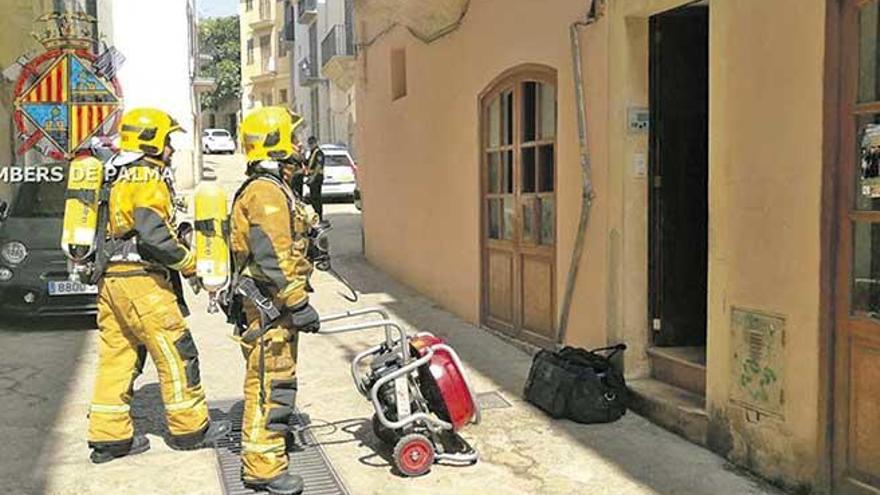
[730,307,785,418]
[627,107,649,133]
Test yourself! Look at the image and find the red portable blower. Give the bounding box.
[319,307,481,476]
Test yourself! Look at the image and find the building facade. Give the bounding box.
[240,0,295,114]
[292,0,356,151]
[355,0,875,493]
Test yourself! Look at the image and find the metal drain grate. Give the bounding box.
[210,400,349,495]
[475,391,513,410]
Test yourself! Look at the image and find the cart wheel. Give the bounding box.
[372,414,399,445]
[393,434,435,477]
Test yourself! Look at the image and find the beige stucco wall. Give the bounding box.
[357,0,828,489]
[705,0,826,488]
[356,0,611,351]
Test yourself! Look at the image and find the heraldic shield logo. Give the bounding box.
[12,11,123,161]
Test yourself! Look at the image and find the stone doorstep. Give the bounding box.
[646,346,707,396]
[627,377,709,447]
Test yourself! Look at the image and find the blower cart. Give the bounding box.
[319,307,481,477]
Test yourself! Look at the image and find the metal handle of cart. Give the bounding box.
[320,307,399,349]
[319,307,415,397]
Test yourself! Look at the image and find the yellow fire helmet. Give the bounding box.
[119,108,185,157]
[241,106,304,163]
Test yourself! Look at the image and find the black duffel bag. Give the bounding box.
[523,344,628,424]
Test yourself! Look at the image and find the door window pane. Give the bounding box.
[502,90,513,146]
[488,96,500,148]
[488,153,500,193]
[857,114,880,210]
[522,147,536,193]
[522,198,537,244]
[488,199,501,239]
[539,145,554,192]
[540,82,556,139]
[523,82,537,142]
[860,2,880,103]
[503,197,515,241]
[504,150,514,193]
[539,197,555,246]
[852,222,880,317]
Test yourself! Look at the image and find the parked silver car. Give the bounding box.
[304,144,361,209]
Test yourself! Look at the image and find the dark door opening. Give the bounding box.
[649,4,709,349]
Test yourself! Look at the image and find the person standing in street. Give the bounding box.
[290,149,306,199]
[228,107,321,495]
[86,108,230,464]
[305,136,326,224]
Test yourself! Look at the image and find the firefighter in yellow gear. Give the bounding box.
[228,107,319,495]
[87,108,230,464]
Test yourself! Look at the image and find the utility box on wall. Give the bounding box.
[730,307,785,418]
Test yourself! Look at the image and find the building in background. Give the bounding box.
[239,0,295,114]
[355,0,874,493]
[293,0,356,152]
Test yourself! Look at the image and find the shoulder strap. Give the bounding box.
[232,172,294,211]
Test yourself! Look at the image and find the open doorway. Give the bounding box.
[647,2,709,393]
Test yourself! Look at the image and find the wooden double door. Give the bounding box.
[835,1,880,493]
[480,68,557,347]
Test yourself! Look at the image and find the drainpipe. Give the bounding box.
[557,0,604,346]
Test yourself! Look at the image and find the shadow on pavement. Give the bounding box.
[131,383,172,443]
[0,315,95,494]
[320,209,779,494]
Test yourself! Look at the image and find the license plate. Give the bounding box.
[48,280,98,296]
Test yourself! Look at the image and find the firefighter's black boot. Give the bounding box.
[90,435,151,464]
[168,420,232,450]
[243,473,304,495]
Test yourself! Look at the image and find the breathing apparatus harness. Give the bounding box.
[87,156,192,314]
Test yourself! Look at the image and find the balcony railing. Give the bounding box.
[321,24,355,69]
[297,0,317,24]
[299,56,321,86]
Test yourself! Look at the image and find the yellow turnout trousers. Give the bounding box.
[240,302,299,483]
[88,264,209,451]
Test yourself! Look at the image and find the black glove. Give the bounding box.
[287,302,320,333]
